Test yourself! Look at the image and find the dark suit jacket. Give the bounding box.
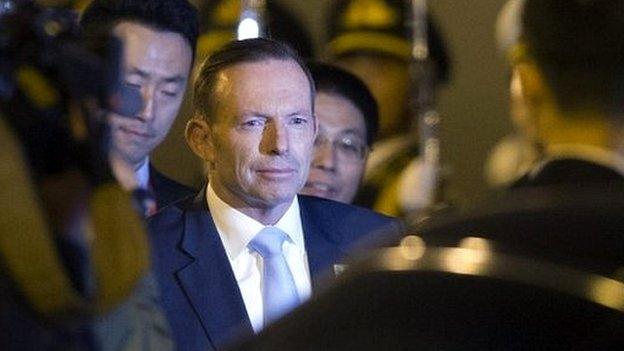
[149,165,195,209]
[512,158,624,188]
[148,188,400,351]
[414,157,624,276]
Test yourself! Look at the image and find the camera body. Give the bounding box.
[0,0,140,184]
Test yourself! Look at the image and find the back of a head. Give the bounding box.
[193,38,314,122]
[522,0,624,115]
[308,62,378,146]
[80,0,199,55]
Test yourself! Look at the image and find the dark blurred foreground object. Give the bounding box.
[0,1,170,350]
[0,0,142,184]
[412,185,624,275]
[232,187,624,350]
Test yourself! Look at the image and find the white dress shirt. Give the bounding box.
[206,184,312,333]
[135,157,150,190]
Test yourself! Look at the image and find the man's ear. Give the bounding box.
[312,112,319,138]
[185,116,214,163]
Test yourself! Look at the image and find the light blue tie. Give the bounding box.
[249,227,301,324]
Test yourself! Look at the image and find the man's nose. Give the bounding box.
[137,86,155,121]
[263,121,290,155]
[312,137,336,172]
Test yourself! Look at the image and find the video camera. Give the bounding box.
[0,0,141,184]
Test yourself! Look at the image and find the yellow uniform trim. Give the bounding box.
[197,31,235,60]
[328,31,412,61]
[16,66,60,109]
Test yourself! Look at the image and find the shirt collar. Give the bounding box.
[533,143,624,178]
[206,183,304,261]
[135,157,150,190]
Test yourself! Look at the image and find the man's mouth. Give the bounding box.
[118,126,152,138]
[256,168,296,180]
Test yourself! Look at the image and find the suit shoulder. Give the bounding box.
[299,195,404,249]
[150,166,196,207]
[147,195,194,238]
[299,195,400,232]
[299,195,390,218]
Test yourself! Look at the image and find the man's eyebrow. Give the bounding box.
[162,75,186,84]
[286,110,313,117]
[339,128,366,136]
[127,67,186,84]
[240,110,270,118]
[127,67,149,78]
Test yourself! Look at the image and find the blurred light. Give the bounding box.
[333,264,347,276]
[44,20,63,37]
[442,247,492,276]
[399,235,426,261]
[237,17,260,40]
[588,277,624,311]
[0,0,15,16]
[458,237,492,252]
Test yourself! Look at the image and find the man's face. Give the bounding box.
[336,54,409,140]
[300,92,368,203]
[204,58,316,209]
[109,21,192,167]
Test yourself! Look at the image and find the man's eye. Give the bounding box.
[338,137,363,153]
[125,81,141,89]
[289,116,309,126]
[242,119,265,128]
[161,83,182,98]
[161,90,178,97]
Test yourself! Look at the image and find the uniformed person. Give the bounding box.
[325,0,451,216]
[510,0,624,189]
[484,0,543,188]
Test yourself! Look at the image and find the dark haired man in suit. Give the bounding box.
[300,63,378,204]
[81,0,198,210]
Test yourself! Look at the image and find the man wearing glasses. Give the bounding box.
[301,63,378,204]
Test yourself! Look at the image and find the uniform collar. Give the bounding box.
[532,144,624,178]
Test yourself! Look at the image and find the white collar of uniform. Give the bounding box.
[135,157,150,190]
[531,143,624,178]
[206,182,305,262]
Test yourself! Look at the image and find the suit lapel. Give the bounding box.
[299,199,341,293]
[175,190,253,349]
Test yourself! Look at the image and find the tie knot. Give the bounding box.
[249,227,288,258]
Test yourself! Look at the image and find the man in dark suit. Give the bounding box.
[300,63,379,204]
[509,0,624,188]
[149,38,400,351]
[80,0,198,210]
